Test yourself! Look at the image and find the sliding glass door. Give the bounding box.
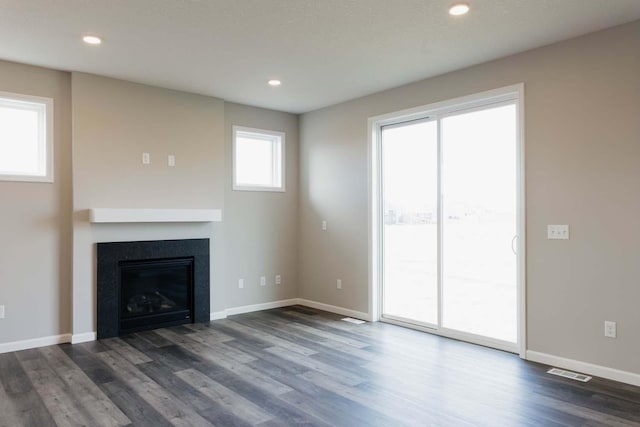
[378,92,522,352]
[441,104,517,343]
[381,119,438,326]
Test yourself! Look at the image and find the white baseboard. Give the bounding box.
[5,309,637,389]
[71,332,97,344]
[526,350,640,387]
[226,298,299,316]
[210,298,300,320]
[209,298,371,322]
[210,311,228,320]
[0,298,367,354]
[0,333,72,354]
[297,298,371,321]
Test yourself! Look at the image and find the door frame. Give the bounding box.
[367,84,526,358]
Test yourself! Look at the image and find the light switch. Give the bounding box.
[547,224,569,240]
[604,321,617,338]
[168,155,175,167]
[142,152,150,164]
[322,220,327,231]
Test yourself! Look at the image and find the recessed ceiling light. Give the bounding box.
[449,3,470,16]
[82,35,102,45]
[268,79,282,87]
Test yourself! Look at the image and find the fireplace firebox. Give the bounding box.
[97,239,209,339]
[119,257,193,333]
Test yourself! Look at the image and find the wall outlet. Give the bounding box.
[337,279,342,290]
[0,305,4,319]
[238,279,244,289]
[322,220,327,231]
[275,275,281,285]
[168,155,176,167]
[260,276,266,286]
[547,224,569,240]
[604,321,617,338]
[142,152,150,164]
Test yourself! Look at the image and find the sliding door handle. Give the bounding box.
[511,235,519,255]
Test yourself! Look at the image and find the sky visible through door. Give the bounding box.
[382,104,517,343]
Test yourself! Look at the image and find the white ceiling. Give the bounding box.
[1,1,640,113]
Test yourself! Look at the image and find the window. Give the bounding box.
[0,91,53,182]
[233,126,285,192]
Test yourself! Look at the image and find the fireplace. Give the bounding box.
[119,257,193,333]
[97,239,209,339]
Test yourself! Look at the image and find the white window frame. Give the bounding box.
[0,91,54,183]
[232,125,285,192]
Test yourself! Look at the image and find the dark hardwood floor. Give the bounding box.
[1,306,639,426]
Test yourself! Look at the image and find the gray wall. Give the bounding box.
[299,21,640,374]
[1,19,638,379]
[71,73,226,335]
[0,60,72,343]
[0,69,299,344]
[224,103,299,310]
[70,74,300,335]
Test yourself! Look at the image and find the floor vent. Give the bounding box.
[342,317,366,324]
[547,368,592,382]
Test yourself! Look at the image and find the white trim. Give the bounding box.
[436,116,443,330]
[367,117,381,322]
[0,299,368,354]
[210,298,371,322]
[382,316,518,354]
[297,299,371,322]
[3,309,638,389]
[0,90,54,183]
[89,208,222,223]
[368,83,526,354]
[0,333,71,354]
[526,350,640,387]
[210,311,228,320]
[71,332,97,344]
[368,84,523,126]
[232,125,286,192]
[226,299,299,316]
[210,299,300,320]
[515,83,527,358]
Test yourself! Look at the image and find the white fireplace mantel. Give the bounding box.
[89,208,222,223]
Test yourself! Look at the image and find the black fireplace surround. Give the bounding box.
[97,238,210,339]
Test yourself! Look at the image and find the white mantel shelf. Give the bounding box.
[89,208,222,223]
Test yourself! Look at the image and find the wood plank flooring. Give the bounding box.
[1,306,640,426]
